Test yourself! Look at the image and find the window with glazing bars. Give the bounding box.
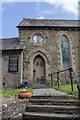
[61,35,71,69]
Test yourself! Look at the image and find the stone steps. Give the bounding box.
[26,105,78,115]
[23,112,80,120]
[26,104,79,115]
[23,95,80,120]
[31,95,74,100]
[29,99,78,106]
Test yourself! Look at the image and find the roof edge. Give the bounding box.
[23,18,79,21]
[17,26,80,28]
[1,37,18,40]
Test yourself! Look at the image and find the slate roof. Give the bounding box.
[1,37,25,51]
[17,18,79,28]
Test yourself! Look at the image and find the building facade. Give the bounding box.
[2,18,80,89]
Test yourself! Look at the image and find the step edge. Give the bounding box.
[26,105,79,109]
[23,112,79,118]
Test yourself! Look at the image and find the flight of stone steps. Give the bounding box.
[23,95,80,120]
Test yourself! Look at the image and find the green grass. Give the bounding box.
[0,87,33,98]
[0,83,78,99]
[51,83,78,99]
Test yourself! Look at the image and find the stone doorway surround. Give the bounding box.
[30,52,49,87]
[25,48,52,87]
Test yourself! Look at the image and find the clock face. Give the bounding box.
[33,35,43,43]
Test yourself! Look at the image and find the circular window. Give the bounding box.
[33,35,43,43]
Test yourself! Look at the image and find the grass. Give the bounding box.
[0,87,33,98]
[0,83,78,99]
[51,83,78,99]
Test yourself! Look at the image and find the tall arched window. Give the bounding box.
[61,35,71,69]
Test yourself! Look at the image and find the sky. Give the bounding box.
[1,0,79,38]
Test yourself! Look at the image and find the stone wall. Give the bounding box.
[19,28,79,86]
[78,31,80,81]
[1,99,29,120]
[2,51,23,89]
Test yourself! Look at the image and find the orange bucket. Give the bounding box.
[20,91,32,98]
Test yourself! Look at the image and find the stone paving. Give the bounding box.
[33,88,67,96]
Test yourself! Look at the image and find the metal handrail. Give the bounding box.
[71,68,80,104]
[52,68,71,75]
[51,67,80,104]
[72,68,80,87]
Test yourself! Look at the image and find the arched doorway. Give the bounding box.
[33,55,45,84]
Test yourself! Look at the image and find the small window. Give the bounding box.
[61,35,71,69]
[33,35,43,43]
[8,56,19,72]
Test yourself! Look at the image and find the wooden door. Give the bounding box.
[33,55,45,84]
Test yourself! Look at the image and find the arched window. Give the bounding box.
[33,35,43,43]
[61,35,71,69]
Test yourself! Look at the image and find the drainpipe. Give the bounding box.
[20,51,23,84]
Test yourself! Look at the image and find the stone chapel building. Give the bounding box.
[2,18,79,89]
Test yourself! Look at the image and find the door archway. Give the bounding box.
[33,55,45,84]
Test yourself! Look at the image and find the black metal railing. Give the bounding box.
[72,68,80,104]
[50,67,80,104]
